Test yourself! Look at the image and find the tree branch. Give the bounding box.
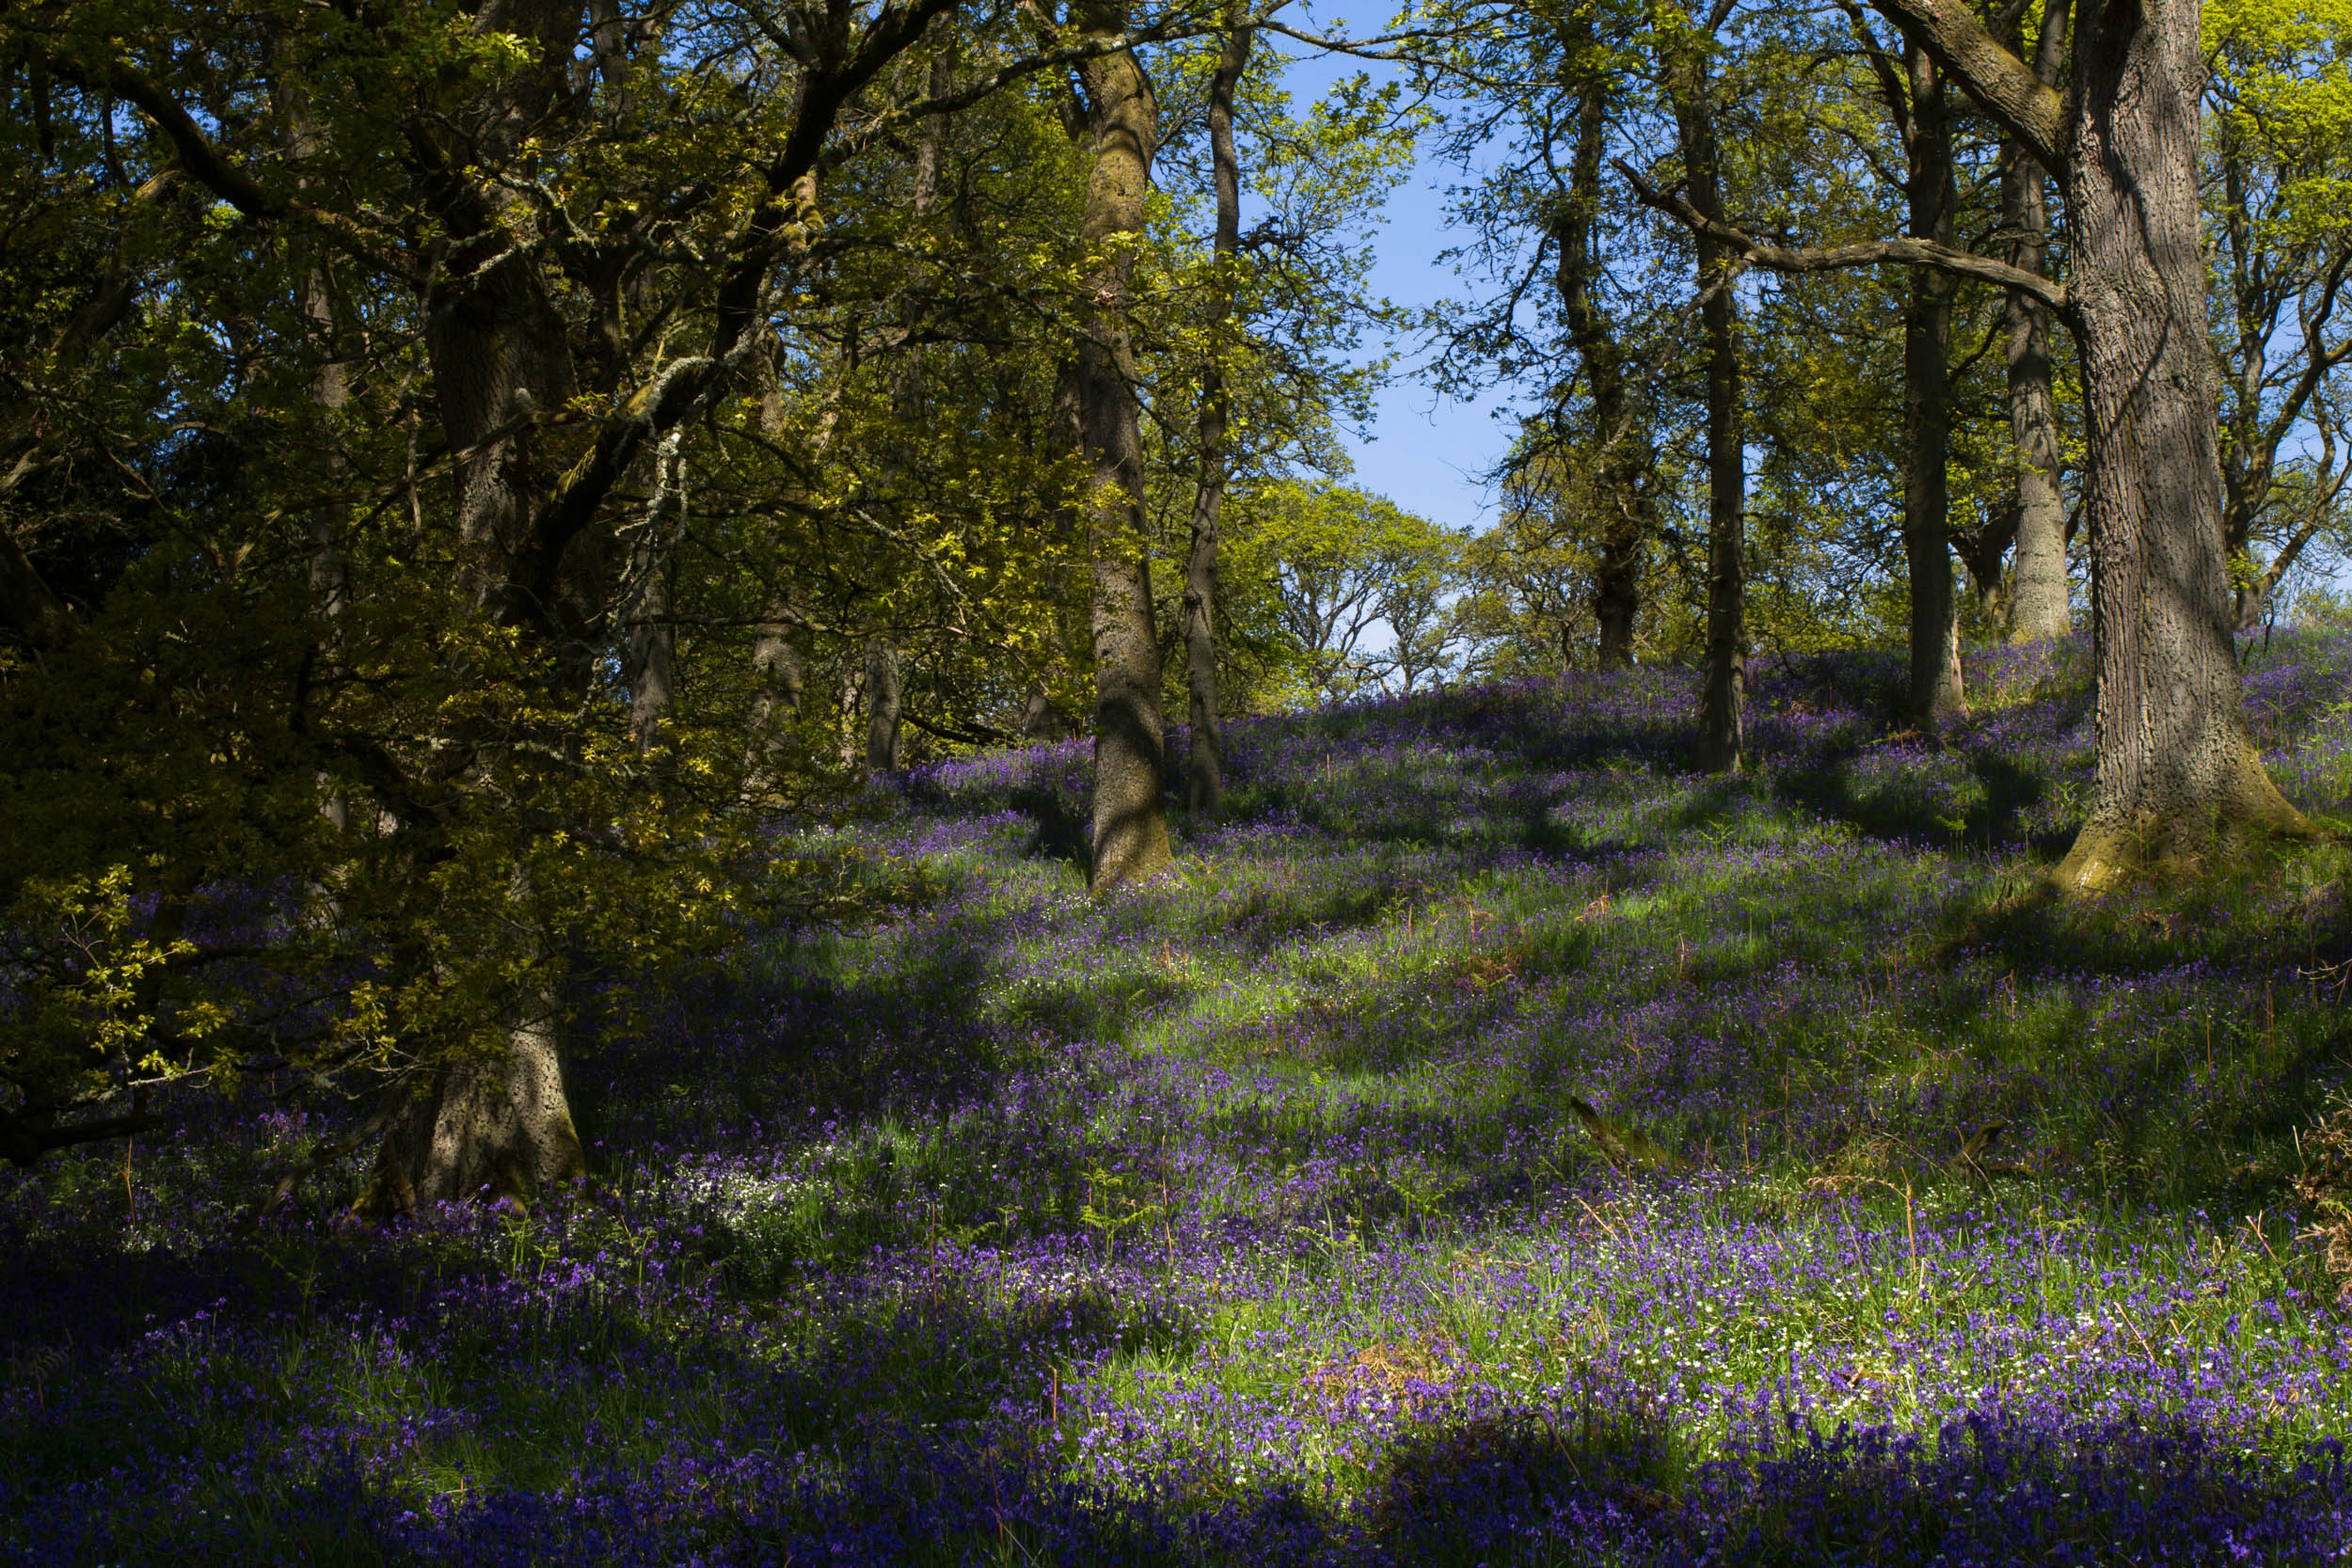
[1616,160,2070,312]
[0,1105,167,1168]
[45,50,403,276]
[1860,0,2063,172]
[819,17,1225,173]
[508,0,964,621]
[1255,16,1450,62]
[901,706,1011,746]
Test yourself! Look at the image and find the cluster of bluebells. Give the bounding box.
[6,634,2352,1563]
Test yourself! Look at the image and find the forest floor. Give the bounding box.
[8,633,2352,1563]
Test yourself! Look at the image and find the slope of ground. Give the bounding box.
[6,634,2352,1563]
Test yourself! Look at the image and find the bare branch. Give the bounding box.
[1617,160,2070,312]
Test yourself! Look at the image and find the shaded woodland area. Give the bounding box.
[7,0,2352,1560]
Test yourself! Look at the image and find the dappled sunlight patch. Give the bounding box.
[15,640,2352,1560]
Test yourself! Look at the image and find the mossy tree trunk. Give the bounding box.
[2051,0,2305,887]
[1074,0,1175,889]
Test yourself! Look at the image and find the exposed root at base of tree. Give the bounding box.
[355,1041,586,1218]
[2052,784,2325,897]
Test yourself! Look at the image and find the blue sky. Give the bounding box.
[1271,1,1515,534]
[1257,6,2352,609]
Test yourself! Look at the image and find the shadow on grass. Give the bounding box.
[1010,768,1091,873]
[36,1386,2342,1566]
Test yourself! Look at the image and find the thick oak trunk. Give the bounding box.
[364,991,585,1212]
[1076,6,1174,888]
[1855,0,2311,886]
[368,1,591,1210]
[2052,0,2304,889]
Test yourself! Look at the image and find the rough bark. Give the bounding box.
[1650,0,2312,881]
[363,989,585,1212]
[363,0,588,1210]
[1660,21,1746,772]
[627,564,674,753]
[2042,0,2306,885]
[863,635,903,774]
[625,431,681,753]
[2001,0,2072,641]
[1554,71,1649,672]
[746,599,807,790]
[1901,44,1966,725]
[1183,14,1247,817]
[1075,2,1175,889]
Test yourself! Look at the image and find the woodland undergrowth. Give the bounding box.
[7,632,2352,1564]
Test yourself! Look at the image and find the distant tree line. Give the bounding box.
[1406,0,2349,881]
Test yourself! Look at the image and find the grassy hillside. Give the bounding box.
[7,633,2352,1563]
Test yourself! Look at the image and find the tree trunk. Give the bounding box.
[863,51,953,777]
[2002,0,2071,641]
[1184,13,1248,817]
[627,563,674,752]
[625,430,681,753]
[1556,74,1648,673]
[864,634,903,774]
[275,62,353,832]
[2052,0,2306,889]
[298,253,354,830]
[1661,33,1746,772]
[1592,522,1643,671]
[370,261,590,1206]
[1902,45,1966,725]
[1076,3,1174,889]
[363,986,585,1212]
[1022,679,1071,743]
[1694,230,1746,775]
[746,599,806,792]
[363,7,590,1211]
